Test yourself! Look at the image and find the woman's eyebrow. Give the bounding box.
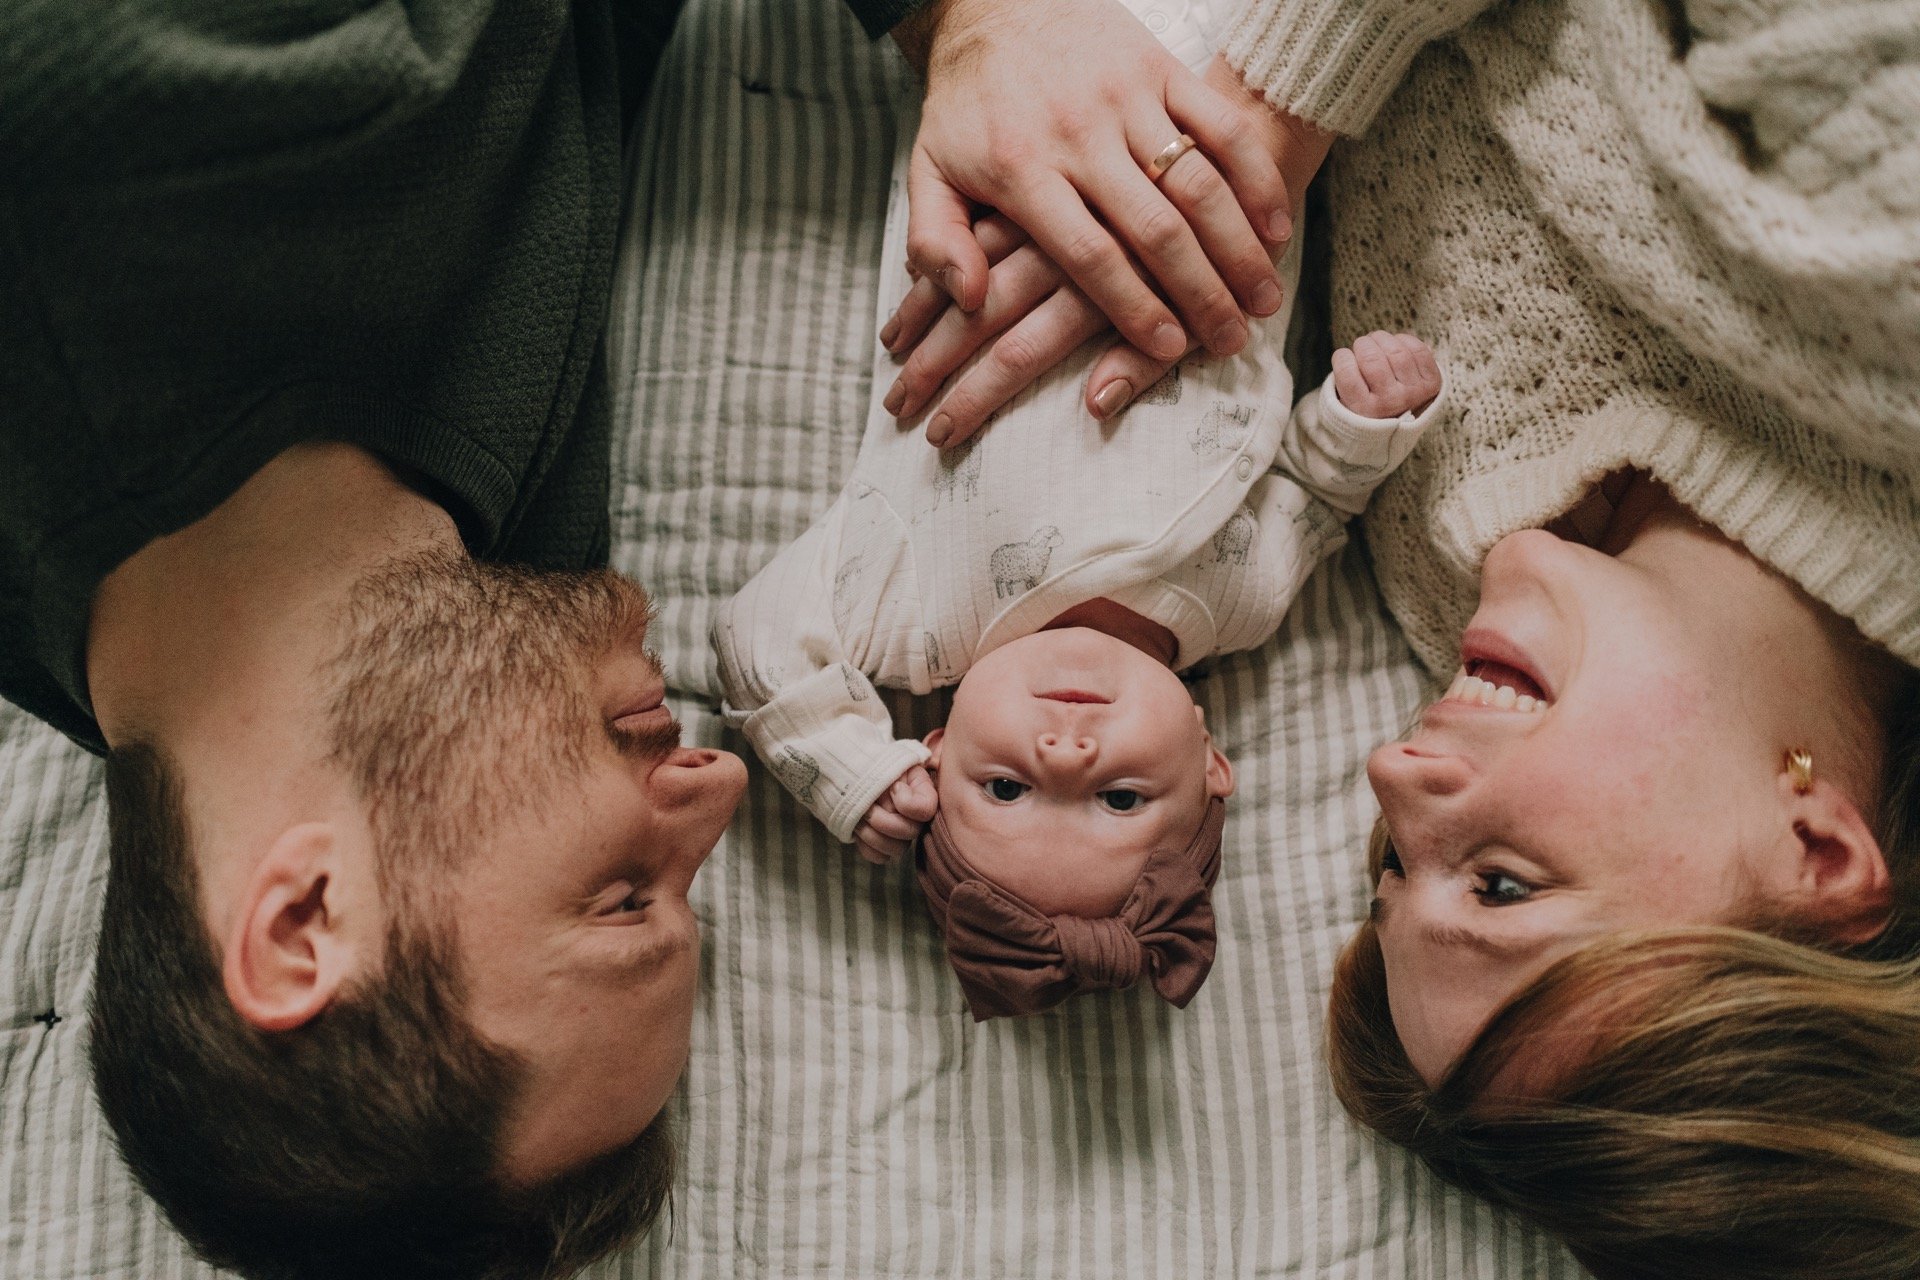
[1370,892,1536,960]
[1425,918,1535,960]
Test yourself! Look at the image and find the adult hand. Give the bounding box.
[893,0,1292,370]
[882,55,1336,448]
[853,765,938,865]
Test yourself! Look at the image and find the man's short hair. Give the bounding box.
[89,742,672,1280]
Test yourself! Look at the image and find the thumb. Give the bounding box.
[905,143,988,312]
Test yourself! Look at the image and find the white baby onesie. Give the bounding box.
[711,0,1444,841]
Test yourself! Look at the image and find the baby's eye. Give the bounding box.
[1097,789,1143,812]
[985,778,1030,802]
[1473,871,1533,905]
[1380,846,1405,877]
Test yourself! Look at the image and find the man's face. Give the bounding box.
[326,552,746,1184]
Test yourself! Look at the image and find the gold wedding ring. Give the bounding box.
[1146,133,1198,183]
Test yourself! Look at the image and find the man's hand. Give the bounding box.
[853,765,938,865]
[1332,332,1442,418]
[894,0,1291,372]
[882,53,1335,448]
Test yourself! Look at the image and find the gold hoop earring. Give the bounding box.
[1784,748,1815,795]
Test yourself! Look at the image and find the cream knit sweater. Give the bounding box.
[1220,0,1920,674]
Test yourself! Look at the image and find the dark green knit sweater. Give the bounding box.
[0,0,914,754]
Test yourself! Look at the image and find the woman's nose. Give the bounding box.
[1367,741,1473,800]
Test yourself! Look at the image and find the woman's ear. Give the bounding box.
[1785,773,1892,946]
[222,822,366,1032]
[922,727,945,769]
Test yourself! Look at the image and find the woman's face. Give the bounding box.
[1367,507,1884,1085]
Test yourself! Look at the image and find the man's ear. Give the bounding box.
[1785,774,1892,946]
[222,822,364,1032]
[922,727,945,769]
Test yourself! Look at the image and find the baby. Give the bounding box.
[713,0,1443,1020]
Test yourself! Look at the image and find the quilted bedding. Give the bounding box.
[0,0,1583,1275]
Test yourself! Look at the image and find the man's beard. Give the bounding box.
[323,547,675,874]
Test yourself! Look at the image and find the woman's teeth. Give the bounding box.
[1441,670,1549,712]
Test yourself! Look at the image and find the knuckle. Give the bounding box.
[1059,226,1118,276]
[1052,105,1094,149]
[981,135,1034,188]
[1136,202,1187,255]
[1166,157,1223,206]
[990,327,1045,379]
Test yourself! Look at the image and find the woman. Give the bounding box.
[882,0,1920,1273]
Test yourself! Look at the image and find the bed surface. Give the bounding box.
[0,1,1582,1275]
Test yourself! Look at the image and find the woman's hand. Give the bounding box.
[883,54,1335,448]
[893,0,1293,368]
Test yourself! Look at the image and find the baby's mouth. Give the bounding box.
[1036,690,1112,704]
[1439,660,1552,712]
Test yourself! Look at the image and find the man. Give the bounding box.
[2,1,813,1276]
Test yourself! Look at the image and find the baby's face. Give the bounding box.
[925,628,1234,916]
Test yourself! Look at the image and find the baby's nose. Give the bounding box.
[1036,731,1098,764]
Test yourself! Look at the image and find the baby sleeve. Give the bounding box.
[1275,372,1446,515]
[711,497,933,844]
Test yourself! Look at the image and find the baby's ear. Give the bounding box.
[1205,744,1235,800]
[922,727,945,768]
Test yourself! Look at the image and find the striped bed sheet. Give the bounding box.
[0,0,1583,1276]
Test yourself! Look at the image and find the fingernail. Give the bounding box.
[1268,210,1292,242]
[1211,318,1248,353]
[1150,322,1186,360]
[879,315,900,349]
[1250,280,1283,317]
[1093,379,1133,419]
[884,381,907,415]
[927,412,952,446]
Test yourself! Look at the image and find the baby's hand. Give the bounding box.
[854,765,938,865]
[1332,331,1441,419]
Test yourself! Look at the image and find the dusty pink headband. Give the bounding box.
[916,797,1226,1021]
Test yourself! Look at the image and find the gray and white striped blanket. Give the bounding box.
[0,0,1582,1275]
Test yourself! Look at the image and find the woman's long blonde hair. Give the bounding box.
[1329,681,1920,1280]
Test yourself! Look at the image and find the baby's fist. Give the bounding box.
[853,765,938,865]
[1332,331,1441,420]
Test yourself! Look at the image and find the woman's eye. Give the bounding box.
[1474,871,1533,905]
[1097,789,1143,812]
[985,778,1029,802]
[1381,846,1405,877]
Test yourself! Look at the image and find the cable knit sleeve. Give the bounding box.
[1217,0,1501,135]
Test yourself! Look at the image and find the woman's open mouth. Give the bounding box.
[1438,659,1551,712]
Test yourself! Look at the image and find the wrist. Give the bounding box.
[891,0,959,76]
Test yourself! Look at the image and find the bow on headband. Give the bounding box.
[918,797,1226,1021]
